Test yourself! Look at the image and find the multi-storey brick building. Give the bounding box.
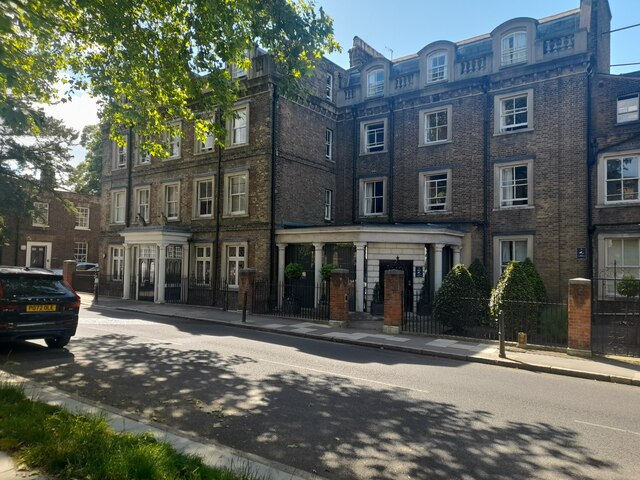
[0,191,101,270]
[100,0,633,308]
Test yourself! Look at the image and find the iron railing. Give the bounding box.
[253,281,330,321]
[403,291,567,347]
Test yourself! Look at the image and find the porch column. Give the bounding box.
[277,243,286,308]
[123,243,132,299]
[181,244,189,302]
[355,241,366,312]
[313,242,324,305]
[434,243,445,292]
[157,243,167,303]
[452,245,462,266]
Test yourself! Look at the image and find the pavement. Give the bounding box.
[1,292,639,479]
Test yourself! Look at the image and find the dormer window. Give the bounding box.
[367,69,384,97]
[501,31,527,66]
[427,52,448,83]
[617,94,639,123]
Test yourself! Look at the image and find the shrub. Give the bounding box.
[432,264,477,333]
[490,261,538,334]
[285,262,303,281]
[617,275,640,298]
[320,263,337,282]
[468,259,492,299]
[521,258,548,303]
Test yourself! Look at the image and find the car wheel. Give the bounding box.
[45,336,70,349]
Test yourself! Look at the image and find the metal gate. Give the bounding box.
[592,278,640,357]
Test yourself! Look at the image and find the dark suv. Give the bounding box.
[0,266,79,348]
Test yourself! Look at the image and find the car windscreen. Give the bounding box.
[0,276,71,298]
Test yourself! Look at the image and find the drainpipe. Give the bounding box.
[352,107,358,223]
[269,83,279,286]
[586,62,595,278]
[125,126,133,227]
[482,77,490,267]
[388,98,395,223]
[214,111,223,287]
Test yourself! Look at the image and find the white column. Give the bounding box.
[157,243,166,303]
[313,242,324,305]
[123,244,132,299]
[434,243,445,292]
[355,241,366,312]
[181,244,189,302]
[277,243,286,308]
[452,245,462,266]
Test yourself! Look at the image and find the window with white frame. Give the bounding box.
[194,122,215,154]
[113,140,127,169]
[74,242,88,262]
[32,202,49,227]
[195,245,212,285]
[500,238,529,271]
[496,90,532,133]
[501,31,527,66]
[617,94,639,123]
[134,135,151,165]
[422,107,451,144]
[194,177,214,218]
[324,189,333,221]
[135,187,150,223]
[110,245,124,281]
[325,128,333,160]
[164,122,182,159]
[362,120,386,154]
[163,183,180,220]
[225,244,246,288]
[75,206,90,229]
[111,191,126,224]
[224,172,248,216]
[230,105,248,146]
[603,237,640,294]
[325,73,333,100]
[361,178,385,216]
[427,52,448,83]
[498,162,531,208]
[367,68,384,97]
[420,170,451,212]
[605,155,639,203]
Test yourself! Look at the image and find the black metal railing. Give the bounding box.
[96,274,124,298]
[592,277,640,357]
[253,281,330,321]
[403,291,567,347]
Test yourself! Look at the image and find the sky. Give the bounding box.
[47,0,640,166]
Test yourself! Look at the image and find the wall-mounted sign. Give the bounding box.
[576,247,587,259]
[415,266,424,278]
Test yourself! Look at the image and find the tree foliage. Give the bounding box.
[68,125,104,195]
[490,261,538,334]
[468,259,492,299]
[432,264,477,333]
[2,0,340,153]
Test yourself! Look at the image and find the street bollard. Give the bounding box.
[242,290,247,323]
[93,271,99,304]
[498,311,506,358]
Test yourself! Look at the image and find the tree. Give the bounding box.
[490,261,538,334]
[432,264,477,333]
[68,125,104,195]
[2,0,340,153]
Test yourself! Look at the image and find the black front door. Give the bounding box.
[29,246,46,268]
[138,258,155,301]
[379,259,414,312]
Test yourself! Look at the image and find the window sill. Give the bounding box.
[615,119,640,126]
[419,210,451,215]
[75,227,90,231]
[419,139,452,148]
[596,201,640,209]
[493,205,534,211]
[360,150,387,156]
[194,150,215,156]
[494,127,533,136]
[226,143,249,150]
[223,213,249,218]
[32,225,49,228]
[163,156,181,161]
[192,216,214,220]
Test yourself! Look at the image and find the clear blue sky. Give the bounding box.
[316,0,640,74]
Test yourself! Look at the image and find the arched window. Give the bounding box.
[427,52,448,82]
[501,31,527,66]
[367,68,384,97]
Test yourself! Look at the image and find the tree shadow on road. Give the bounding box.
[1,334,618,480]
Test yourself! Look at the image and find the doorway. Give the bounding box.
[379,259,414,312]
[26,242,52,269]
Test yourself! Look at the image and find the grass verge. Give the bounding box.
[0,382,263,480]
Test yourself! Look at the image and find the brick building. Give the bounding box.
[0,191,101,270]
[100,0,632,308]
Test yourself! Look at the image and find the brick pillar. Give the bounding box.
[567,278,592,357]
[329,268,349,327]
[62,260,77,288]
[239,268,256,313]
[383,269,404,334]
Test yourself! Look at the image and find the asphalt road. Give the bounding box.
[2,304,639,480]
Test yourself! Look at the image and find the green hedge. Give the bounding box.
[433,264,478,333]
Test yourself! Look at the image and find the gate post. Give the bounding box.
[329,268,349,328]
[383,269,404,334]
[239,268,256,314]
[62,260,77,288]
[567,278,592,357]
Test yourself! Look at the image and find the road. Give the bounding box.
[1,304,639,479]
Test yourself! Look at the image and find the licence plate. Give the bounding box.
[26,304,57,312]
